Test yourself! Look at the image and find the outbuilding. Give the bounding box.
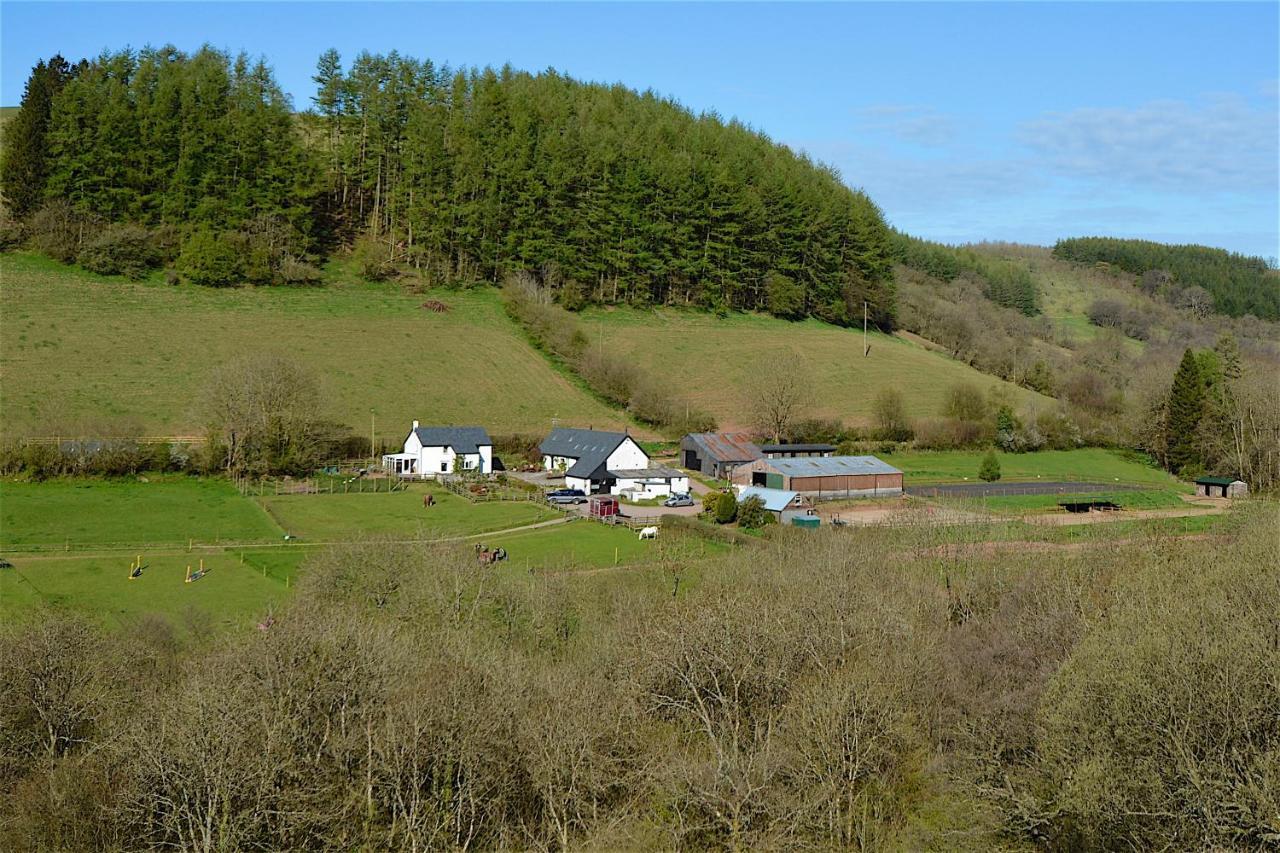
[1195,476,1248,498]
[735,485,816,523]
[759,443,836,459]
[680,432,762,479]
[539,427,688,498]
[731,455,903,500]
[383,422,493,478]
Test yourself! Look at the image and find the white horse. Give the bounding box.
[638,526,658,540]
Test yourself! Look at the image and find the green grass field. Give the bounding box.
[0,252,633,437]
[580,304,1054,429]
[0,476,282,548]
[963,489,1189,514]
[257,485,559,541]
[881,448,1186,488]
[0,549,292,629]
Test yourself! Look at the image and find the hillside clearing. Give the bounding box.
[880,448,1186,488]
[581,304,1054,429]
[0,253,636,438]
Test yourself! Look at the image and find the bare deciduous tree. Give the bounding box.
[749,359,814,444]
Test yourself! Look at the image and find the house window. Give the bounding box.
[441,461,448,472]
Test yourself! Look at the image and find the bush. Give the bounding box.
[943,382,989,422]
[177,228,242,287]
[737,495,774,530]
[352,235,395,282]
[0,217,27,252]
[978,449,1001,481]
[27,199,85,263]
[76,224,159,280]
[765,271,805,319]
[873,388,913,442]
[277,257,323,287]
[714,490,738,524]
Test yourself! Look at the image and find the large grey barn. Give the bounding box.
[731,455,903,500]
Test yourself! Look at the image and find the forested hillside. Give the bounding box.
[1,46,897,328]
[1052,236,1279,320]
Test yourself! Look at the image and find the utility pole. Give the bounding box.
[863,301,869,357]
[370,409,376,466]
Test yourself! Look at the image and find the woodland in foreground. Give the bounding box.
[1,506,1276,851]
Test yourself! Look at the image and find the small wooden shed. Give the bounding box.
[1195,476,1248,498]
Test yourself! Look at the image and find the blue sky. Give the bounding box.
[3,2,1277,257]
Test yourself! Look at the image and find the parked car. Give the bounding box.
[546,488,587,505]
[663,493,695,508]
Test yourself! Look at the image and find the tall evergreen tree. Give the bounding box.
[1,55,75,217]
[1167,348,1207,474]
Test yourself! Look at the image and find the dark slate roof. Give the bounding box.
[767,455,901,477]
[539,428,636,478]
[685,432,762,463]
[760,443,837,454]
[412,426,492,454]
[1195,476,1239,486]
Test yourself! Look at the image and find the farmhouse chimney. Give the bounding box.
[412,420,419,429]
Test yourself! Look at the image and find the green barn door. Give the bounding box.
[765,472,784,490]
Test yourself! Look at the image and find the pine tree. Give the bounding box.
[979,449,1002,482]
[1166,348,1207,474]
[2,55,75,217]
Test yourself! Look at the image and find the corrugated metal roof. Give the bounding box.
[759,443,836,454]
[686,432,762,463]
[767,455,901,477]
[412,426,492,454]
[736,485,800,512]
[609,466,685,479]
[539,428,634,478]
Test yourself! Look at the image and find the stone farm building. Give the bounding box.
[735,485,816,523]
[731,455,903,500]
[383,422,493,478]
[680,432,762,478]
[540,427,689,498]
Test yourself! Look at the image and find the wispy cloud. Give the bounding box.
[1018,95,1278,193]
[853,104,956,146]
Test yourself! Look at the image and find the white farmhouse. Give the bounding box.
[539,427,688,498]
[383,422,493,478]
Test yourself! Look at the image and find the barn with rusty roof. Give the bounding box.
[680,432,763,478]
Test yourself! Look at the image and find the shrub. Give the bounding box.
[76,224,159,280]
[714,490,738,524]
[177,228,242,287]
[0,217,27,252]
[277,257,323,287]
[765,271,805,319]
[943,382,989,422]
[352,235,395,281]
[873,388,913,441]
[978,449,1001,481]
[737,495,774,530]
[27,199,85,263]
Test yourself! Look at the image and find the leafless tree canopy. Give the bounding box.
[749,358,815,444]
[200,353,327,475]
[1,510,1277,850]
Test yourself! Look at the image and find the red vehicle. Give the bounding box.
[588,494,620,521]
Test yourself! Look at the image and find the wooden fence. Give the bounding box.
[235,476,406,497]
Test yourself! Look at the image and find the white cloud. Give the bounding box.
[1018,95,1279,193]
[853,104,956,146]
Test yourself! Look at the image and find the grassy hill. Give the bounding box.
[0,253,637,439]
[581,304,1054,430]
